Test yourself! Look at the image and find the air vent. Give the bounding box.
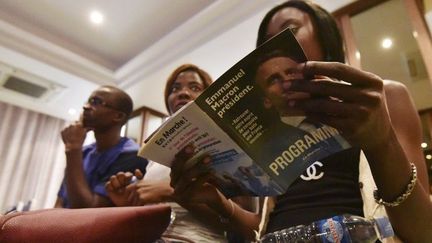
[0,63,65,102]
[3,76,48,98]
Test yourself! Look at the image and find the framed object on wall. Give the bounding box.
[124,106,167,145]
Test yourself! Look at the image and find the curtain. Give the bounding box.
[0,101,66,212]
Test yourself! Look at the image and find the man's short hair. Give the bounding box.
[101,85,133,121]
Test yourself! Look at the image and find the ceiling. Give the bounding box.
[0,0,354,120]
[0,0,217,70]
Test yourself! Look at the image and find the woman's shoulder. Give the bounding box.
[383,79,409,94]
[383,80,414,112]
[384,79,410,97]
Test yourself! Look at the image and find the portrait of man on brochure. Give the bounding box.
[254,47,347,143]
[249,41,350,181]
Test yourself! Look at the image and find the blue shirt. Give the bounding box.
[58,137,148,208]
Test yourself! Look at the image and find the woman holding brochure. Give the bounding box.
[106,64,236,242]
[169,0,432,242]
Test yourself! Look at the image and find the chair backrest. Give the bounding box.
[0,204,171,243]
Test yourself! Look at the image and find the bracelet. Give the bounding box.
[219,199,235,224]
[373,163,417,207]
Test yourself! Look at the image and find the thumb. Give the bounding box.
[135,169,144,180]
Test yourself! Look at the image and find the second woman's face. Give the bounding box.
[265,7,324,61]
[167,70,205,114]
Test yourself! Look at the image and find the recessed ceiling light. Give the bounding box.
[426,154,432,160]
[421,142,428,148]
[381,38,393,49]
[90,10,104,25]
[68,108,77,115]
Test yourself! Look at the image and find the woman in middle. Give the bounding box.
[105,64,252,243]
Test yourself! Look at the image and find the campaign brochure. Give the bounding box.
[138,28,350,197]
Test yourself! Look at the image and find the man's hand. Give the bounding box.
[106,170,142,207]
[128,179,174,205]
[61,121,87,152]
[106,169,174,206]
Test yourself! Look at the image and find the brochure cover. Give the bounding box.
[139,28,350,197]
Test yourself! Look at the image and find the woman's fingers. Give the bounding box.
[170,144,196,187]
[282,61,394,151]
[301,61,383,88]
[173,172,213,202]
[296,97,369,119]
[290,78,383,106]
[168,144,216,205]
[172,157,211,192]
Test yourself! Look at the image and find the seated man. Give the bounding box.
[55,85,148,208]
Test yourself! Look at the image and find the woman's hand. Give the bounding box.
[292,61,393,151]
[169,144,225,208]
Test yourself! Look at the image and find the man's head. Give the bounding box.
[82,85,133,131]
[254,49,310,116]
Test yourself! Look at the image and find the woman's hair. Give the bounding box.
[164,64,213,113]
[256,0,344,63]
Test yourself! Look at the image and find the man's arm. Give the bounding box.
[54,197,64,208]
[64,148,112,208]
[61,123,112,208]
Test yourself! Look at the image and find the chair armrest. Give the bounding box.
[0,204,171,243]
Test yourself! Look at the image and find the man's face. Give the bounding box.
[255,56,310,116]
[82,87,123,130]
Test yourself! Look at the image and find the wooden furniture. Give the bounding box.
[124,106,167,145]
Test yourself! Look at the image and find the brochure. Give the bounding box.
[138,28,350,197]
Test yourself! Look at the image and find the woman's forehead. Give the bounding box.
[175,71,202,83]
[267,7,310,34]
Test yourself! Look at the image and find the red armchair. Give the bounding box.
[0,204,171,243]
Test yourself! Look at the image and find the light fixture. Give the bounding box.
[381,38,393,49]
[426,154,432,160]
[413,31,418,38]
[355,51,361,60]
[90,10,104,25]
[68,108,77,116]
[421,142,428,148]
